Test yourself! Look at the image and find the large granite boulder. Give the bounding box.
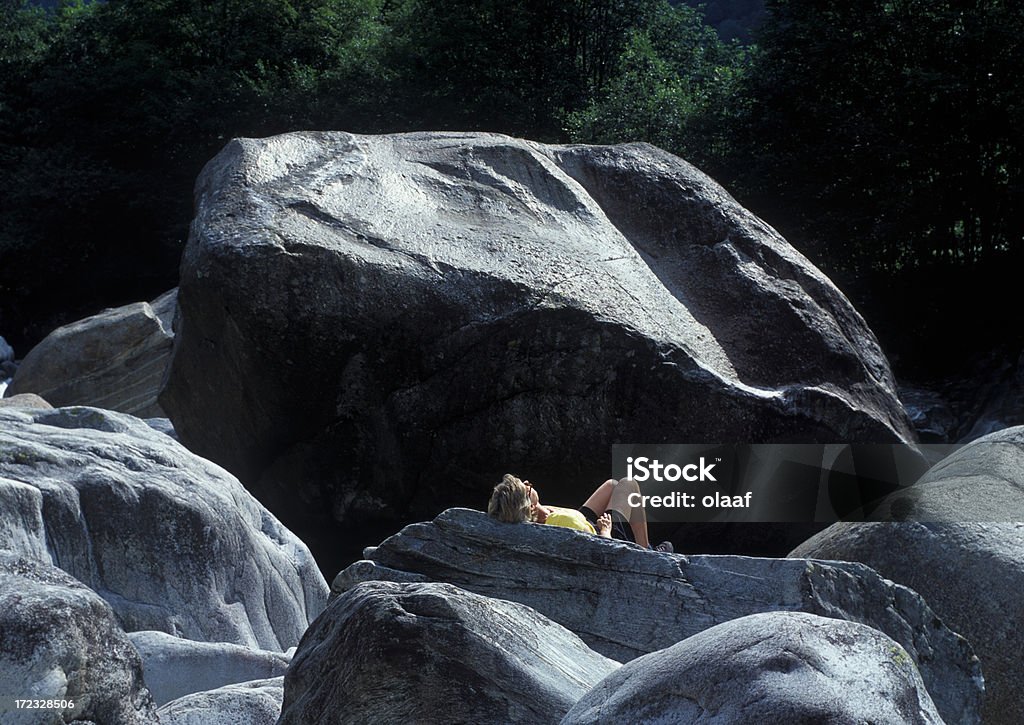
[336,508,981,724]
[156,677,284,725]
[791,426,1024,724]
[0,552,156,724]
[279,581,619,725]
[0,405,328,651]
[563,611,943,724]
[7,289,176,417]
[127,631,290,706]
[161,131,915,571]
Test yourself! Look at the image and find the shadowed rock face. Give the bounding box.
[791,426,1024,725]
[0,406,328,651]
[0,552,157,724]
[336,508,982,724]
[279,581,619,725]
[563,611,944,725]
[160,131,914,571]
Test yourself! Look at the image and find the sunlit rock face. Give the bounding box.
[0,405,328,651]
[334,508,982,724]
[563,611,945,725]
[8,289,177,417]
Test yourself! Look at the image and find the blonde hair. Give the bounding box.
[487,474,532,523]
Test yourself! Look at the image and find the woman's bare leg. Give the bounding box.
[608,478,650,548]
[581,479,618,515]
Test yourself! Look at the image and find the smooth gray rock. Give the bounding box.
[128,630,290,706]
[161,131,914,572]
[280,581,619,725]
[563,611,943,725]
[143,417,179,440]
[155,677,283,725]
[328,559,430,600]
[791,426,1024,724]
[0,405,328,651]
[8,289,176,417]
[0,552,156,724]
[0,393,52,409]
[337,508,981,724]
[0,335,13,363]
[0,477,48,561]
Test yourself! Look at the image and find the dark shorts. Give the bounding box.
[580,506,635,543]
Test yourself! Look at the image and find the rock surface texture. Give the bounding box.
[127,630,291,706]
[0,393,52,409]
[8,289,176,417]
[160,131,915,570]
[336,508,981,724]
[279,580,619,725]
[155,677,284,725]
[791,426,1024,724]
[0,552,156,724]
[0,405,328,651]
[563,611,944,725]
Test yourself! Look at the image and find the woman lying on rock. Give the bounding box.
[487,474,673,552]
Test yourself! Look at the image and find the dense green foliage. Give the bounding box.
[1,0,1020,374]
[727,1,1024,371]
[738,1,1024,270]
[679,0,766,42]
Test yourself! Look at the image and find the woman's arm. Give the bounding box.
[596,512,612,538]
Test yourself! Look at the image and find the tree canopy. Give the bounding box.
[735,0,1024,270]
[1,0,1020,374]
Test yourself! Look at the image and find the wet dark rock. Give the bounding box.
[899,345,1024,443]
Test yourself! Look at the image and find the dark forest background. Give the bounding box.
[2,0,1021,381]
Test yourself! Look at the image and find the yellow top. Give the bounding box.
[544,507,596,535]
